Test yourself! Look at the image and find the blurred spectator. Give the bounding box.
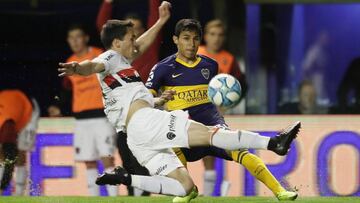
[302,31,330,105]
[0,90,39,195]
[50,24,118,196]
[197,19,248,99]
[96,0,161,83]
[278,80,327,114]
[336,57,360,113]
[196,19,249,196]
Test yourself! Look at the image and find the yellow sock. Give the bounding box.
[173,148,188,167]
[231,150,285,195]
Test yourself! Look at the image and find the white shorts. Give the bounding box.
[17,129,36,151]
[126,108,190,175]
[74,117,116,161]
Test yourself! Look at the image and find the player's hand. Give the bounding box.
[160,90,176,103]
[158,1,171,25]
[58,62,79,77]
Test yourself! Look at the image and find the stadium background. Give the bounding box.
[0,0,359,199]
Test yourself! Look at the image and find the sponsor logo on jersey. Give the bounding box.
[104,98,117,108]
[201,68,210,80]
[155,164,168,175]
[177,89,208,103]
[168,115,176,132]
[167,132,176,140]
[105,53,115,61]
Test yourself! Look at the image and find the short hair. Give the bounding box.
[67,24,88,35]
[299,80,315,93]
[204,19,226,34]
[100,20,133,50]
[124,13,144,23]
[174,19,202,38]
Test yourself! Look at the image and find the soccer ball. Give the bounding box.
[208,74,242,108]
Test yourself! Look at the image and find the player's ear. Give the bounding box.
[112,39,121,49]
[172,35,178,45]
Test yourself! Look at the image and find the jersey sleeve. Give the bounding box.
[209,59,219,78]
[145,64,165,96]
[92,51,119,74]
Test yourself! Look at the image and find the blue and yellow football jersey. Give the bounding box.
[145,54,225,126]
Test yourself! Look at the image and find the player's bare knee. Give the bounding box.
[84,161,97,168]
[188,121,212,147]
[167,168,194,195]
[100,156,114,168]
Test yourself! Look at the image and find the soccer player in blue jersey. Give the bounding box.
[145,19,298,202]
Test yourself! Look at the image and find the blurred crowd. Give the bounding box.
[0,0,359,116]
[1,0,360,197]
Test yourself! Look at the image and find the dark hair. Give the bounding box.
[124,13,143,23]
[174,19,202,37]
[204,19,226,34]
[299,80,315,92]
[100,20,133,49]
[67,23,88,35]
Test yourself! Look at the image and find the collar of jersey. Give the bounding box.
[175,56,201,68]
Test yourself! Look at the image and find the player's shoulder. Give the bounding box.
[198,54,218,67]
[96,49,117,60]
[219,49,235,60]
[0,89,28,102]
[95,49,128,65]
[153,54,177,71]
[90,46,104,55]
[66,54,77,63]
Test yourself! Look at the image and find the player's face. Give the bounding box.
[299,84,316,112]
[173,30,201,60]
[118,28,137,59]
[204,26,225,52]
[67,29,89,54]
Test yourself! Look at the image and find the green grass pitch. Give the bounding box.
[0,196,359,203]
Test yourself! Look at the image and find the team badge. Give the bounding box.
[201,68,210,80]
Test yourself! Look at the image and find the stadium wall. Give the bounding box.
[4,116,359,197]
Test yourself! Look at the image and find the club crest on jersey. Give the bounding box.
[201,68,210,80]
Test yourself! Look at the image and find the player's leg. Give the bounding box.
[117,131,150,196]
[14,150,27,196]
[83,161,100,196]
[176,147,217,196]
[187,120,301,155]
[97,149,197,197]
[15,124,37,196]
[202,156,216,196]
[95,118,118,196]
[0,120,18,194]
[229,150,297,200]
[74,119,100,196]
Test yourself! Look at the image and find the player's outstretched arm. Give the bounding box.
[134,1,171,60]
[58,60,105,77]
